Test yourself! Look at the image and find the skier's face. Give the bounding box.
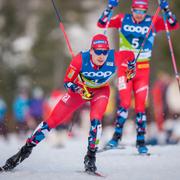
[90,48,109,66]
[132,8,147,23]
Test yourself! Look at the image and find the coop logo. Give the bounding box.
[82,71,112,78]
[123,25,149,35]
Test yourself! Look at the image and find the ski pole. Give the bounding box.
[135,6,161,63]
[51,0,75,58]
[51,0,91,94]
[51,0,91,134]
[157,0,180,93]
[127,6,161,82]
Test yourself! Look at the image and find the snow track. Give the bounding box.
[0,135,180,180]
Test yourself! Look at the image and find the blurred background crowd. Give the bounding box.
[0,0,180,147]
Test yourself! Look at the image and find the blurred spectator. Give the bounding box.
[165,78,180,144]
[43,88,64,120]
[102,85,117,127]
[43,88,71,148]
[152,72,172,132]
[147,72,180,145]
[13,89,30,136]
[28,87,45,129]
[0,97,8,139]
[166,79,180,116]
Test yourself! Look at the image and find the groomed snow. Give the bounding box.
[0,134,180,180]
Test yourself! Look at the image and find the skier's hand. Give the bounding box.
[99,0,116,25]
[64,82,93,100]
[108,0,119,8]
[64,82,81,93]
[159,0,177,26]
[80,89,94,100]
[126,59,136,82]
[160,0,169,11]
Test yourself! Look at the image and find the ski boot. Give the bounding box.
[0,142,35,172]
[136,140,148,154]
[104,133,121,150]
[84,149,97,173]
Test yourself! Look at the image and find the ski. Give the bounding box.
[139,152,151,156]
[97,146,125,153]
[86,170,106,177]
[76,170,106,178]
[133,152,151,156]
[0,166,13,173]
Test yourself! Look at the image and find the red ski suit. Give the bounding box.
[46,50,134,128]
[98,14,179,113]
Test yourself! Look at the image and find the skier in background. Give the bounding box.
[43,87,71,148]
[0,97,8,140]
[29,87,45,127]
[97,0,179,154]
[13,88,30,136]
[0,34,135,173]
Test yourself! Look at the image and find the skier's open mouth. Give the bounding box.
[97,59,105,64]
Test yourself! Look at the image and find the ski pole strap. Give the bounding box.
[104,10,113,35]
[78,74,91,98]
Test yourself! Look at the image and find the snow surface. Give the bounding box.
[0,134,180,180]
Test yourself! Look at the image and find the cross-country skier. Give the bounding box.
[0,34,135,173]
[97,0,179,154]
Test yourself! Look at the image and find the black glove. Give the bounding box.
[64,82,81,93]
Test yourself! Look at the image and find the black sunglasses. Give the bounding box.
[93,49,109,56]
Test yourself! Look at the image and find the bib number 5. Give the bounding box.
[132,38,139,49]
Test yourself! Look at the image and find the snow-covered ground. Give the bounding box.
[0,132,180,180]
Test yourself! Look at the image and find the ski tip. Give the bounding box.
[97,146,125,153]
[76,170,107,178]
[85,170,106,178]
[67,132,73,137]
[93,171,106,178]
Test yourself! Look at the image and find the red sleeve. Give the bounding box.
[114,50,135,67]
[154,16,180,33]
[64,53,82,83]
[97,13,124,29]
